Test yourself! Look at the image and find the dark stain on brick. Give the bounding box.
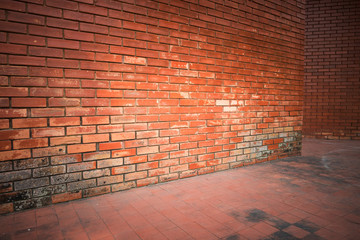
[294,219,320,233]
[245,209,268,222]
[14,196,51,211]
[0,182,12,191]
[0,190,31,203]
[14,157,49,170]
[262,230,298,240]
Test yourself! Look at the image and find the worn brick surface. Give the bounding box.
[0,0,304,213]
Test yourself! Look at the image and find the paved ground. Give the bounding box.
[0,138,359,240]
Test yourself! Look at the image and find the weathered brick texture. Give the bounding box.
[0,0,304,214]
[304,0,360,139]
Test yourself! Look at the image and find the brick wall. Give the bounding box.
[0,0,304,214]
[304,0,360,139]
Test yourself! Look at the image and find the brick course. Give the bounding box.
[304,0,360,139]
[0,0,304,214]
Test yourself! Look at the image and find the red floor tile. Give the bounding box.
[161,227,193,240]
[283,225,310,238]
[315,228,345,240]
[179,222,218,240]
[277,212,303,224]
[251,221,278,235]
[238,227,266,240]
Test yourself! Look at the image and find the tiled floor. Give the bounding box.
[0,138,359,240]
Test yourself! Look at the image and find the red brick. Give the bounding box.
[0,149,31,161]
[68,143,96,154]
[0,129,29,140]
[82,98,109,107]
[66,107,95,116]
[65,89,95,98]
[83,133,109,143]
[83,151,110,161]
[29,46,63,58]
[13,138,48,149]
[9,77,44,87]
[0,98,9,107]
[0,21,26,34]
[80,61,108,71]
[189,162,206,169]
[97,89,123,98]
[31,108,64,117]
[112,165,135,175]
[64,10,93,23]
[125,171,147,181]
[112,148,137,158]
[31,127,64,139]
[52,191,82,204]
[0,0,26,11]
[0,203,13,214]
[49,79,79,88]
[67,126,96,135]
[50,136,81,146]
[111,99,136,107]
[149,167,170,176]
[97,107,122,115]
[48,38,80,50]
[0,87,28,97]
[110,81,135,89]
[64,30,94,42]
[98,124,123,133]
[137,130,159,139]
[79,3,107,15]
[8,33,45,46]
[82,116,109,125]
[12,118,46,129]
[137,177,158,187]
[0,43,26,55]
[32,146,65,158]
[0,140,11,151]
[30,88,63,97]
[137,146,159,155]
[65,69,94,79]
[82,80,109,89]
[47,18,79,31]
[0,66,27,76]
[111,132,135,141]
[29,25,62,38]
[65,50,94,60]
[12,98,46,107]
[99,142,123,151]
[124,56,146,65]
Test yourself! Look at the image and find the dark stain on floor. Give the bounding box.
[224,234,240,240]
[302,233,325,240]
[229,211,241,219]
[245,208,268,222]
[294,219,320,233]
[267,217,291,230]
[279,178,300,188]
[262,231,298,240]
